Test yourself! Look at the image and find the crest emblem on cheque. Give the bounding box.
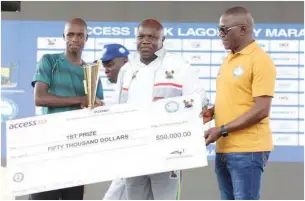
[13,172,24,182]
[165,101,179,113]
[165,70,174,79]
[183,99,194,108]
[233,66,244,78]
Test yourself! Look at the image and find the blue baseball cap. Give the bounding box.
[99,44,130,62]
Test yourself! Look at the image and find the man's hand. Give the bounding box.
[79,97,87,109]
[204,127,221,146]
[94,98,105,108]
[80,97,105,109]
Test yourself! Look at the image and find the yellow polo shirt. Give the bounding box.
[215,41,276,153]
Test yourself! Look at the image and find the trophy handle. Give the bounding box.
[83,80,88,95]
[92,61,101,104]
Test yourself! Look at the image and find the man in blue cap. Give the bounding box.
[95,43,130,200]
[97,44,130,83]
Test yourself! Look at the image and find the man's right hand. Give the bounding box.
[79,96,87,108]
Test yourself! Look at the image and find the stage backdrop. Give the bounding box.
[1,20,304,164]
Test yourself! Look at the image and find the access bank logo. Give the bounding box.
[270,53,299,65]
[276,67,298,78]
[275,80,298,92]
[270,40,299,52]
[270,107,298,119]
[190,41,202,49]
[273,134,298,146]
[37,37,65,49]
[182,39,210,51]
[183,53,210,64]
[87,26,131,36]
[273,94,298,105]
[8,118,47,130]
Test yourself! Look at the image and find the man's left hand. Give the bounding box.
[204,127,221,146]
[89,98,105,109]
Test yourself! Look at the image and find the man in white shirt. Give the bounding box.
[112,19,209,200]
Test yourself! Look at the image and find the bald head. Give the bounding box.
[138,19,164,31]
[64,18,87,34]
[221,6,254,31]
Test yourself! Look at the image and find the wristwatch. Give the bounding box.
[220,125,229,137]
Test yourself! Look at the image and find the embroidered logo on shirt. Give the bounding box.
[183,99,194,108]
[165,70,174,79]
[233,66,244,78]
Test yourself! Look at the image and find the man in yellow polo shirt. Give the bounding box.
[203,6,276,200]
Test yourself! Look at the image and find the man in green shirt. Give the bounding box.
[30,18,103,200]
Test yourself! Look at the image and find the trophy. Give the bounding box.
[83,61,101,108]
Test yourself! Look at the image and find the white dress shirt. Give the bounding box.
[114,47,209,108]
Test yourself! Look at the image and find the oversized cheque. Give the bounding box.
[5,94,208,196]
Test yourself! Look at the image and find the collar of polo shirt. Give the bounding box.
[234,40,259,55]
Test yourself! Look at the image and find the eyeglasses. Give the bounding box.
[217,24,244,36]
